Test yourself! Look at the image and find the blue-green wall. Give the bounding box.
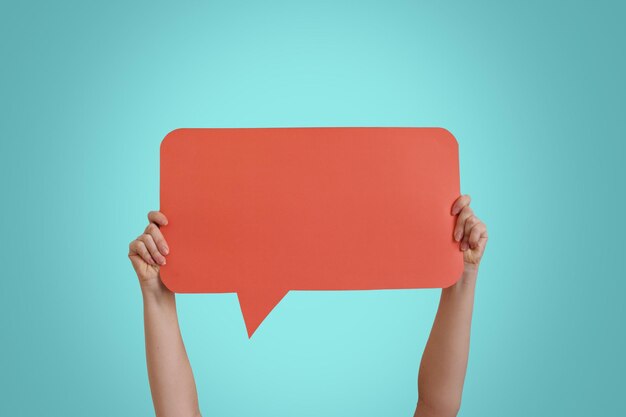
[1,1,624,415]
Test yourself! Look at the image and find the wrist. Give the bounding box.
[463,262,479,276]
[448,264,478,291]
[140,279,174,303]
[453,264,479,288]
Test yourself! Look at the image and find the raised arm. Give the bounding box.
[414,194,488,417]
[128,211,202,417]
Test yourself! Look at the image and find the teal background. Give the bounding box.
[1,1,624,416]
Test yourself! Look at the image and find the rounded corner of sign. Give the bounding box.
[433,127,458,147]
[161,128,186,153]
[442,275,459,289]
[443,258,466,288]
[159,269,179,293]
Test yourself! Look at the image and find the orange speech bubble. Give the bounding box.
[160,127,463,337]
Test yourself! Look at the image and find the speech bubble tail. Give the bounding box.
[237,288,288,338]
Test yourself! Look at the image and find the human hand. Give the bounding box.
[128,211,171,295]
[451,194,488,273]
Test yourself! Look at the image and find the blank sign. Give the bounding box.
[160,127,463,336]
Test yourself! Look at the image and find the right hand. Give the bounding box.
[128,211,170,294]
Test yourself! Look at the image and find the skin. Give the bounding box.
[128,194,487,417]
[128,212,202,417]
[414,194,487,417]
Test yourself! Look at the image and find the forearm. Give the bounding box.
[415,266,478,417]
[142,283,201,417]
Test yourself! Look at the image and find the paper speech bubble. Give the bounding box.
[160,127,463,337]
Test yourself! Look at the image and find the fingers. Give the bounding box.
[467,222,487,250]
[128,211,170,271]
[451,193,488,255]
[128,239,156,266]
[144,222,169,255]
[148,211,169,227]
[460,213,480,249]
[138,233,166,265]
[454,205,474,242]
[451,194,471,215]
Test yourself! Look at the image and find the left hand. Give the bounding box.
[451,194,488,271]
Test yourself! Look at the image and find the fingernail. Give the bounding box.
[163,246,169,255]
[162,259,166,265]
[454,231,461,241]
[461,242,468,250]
